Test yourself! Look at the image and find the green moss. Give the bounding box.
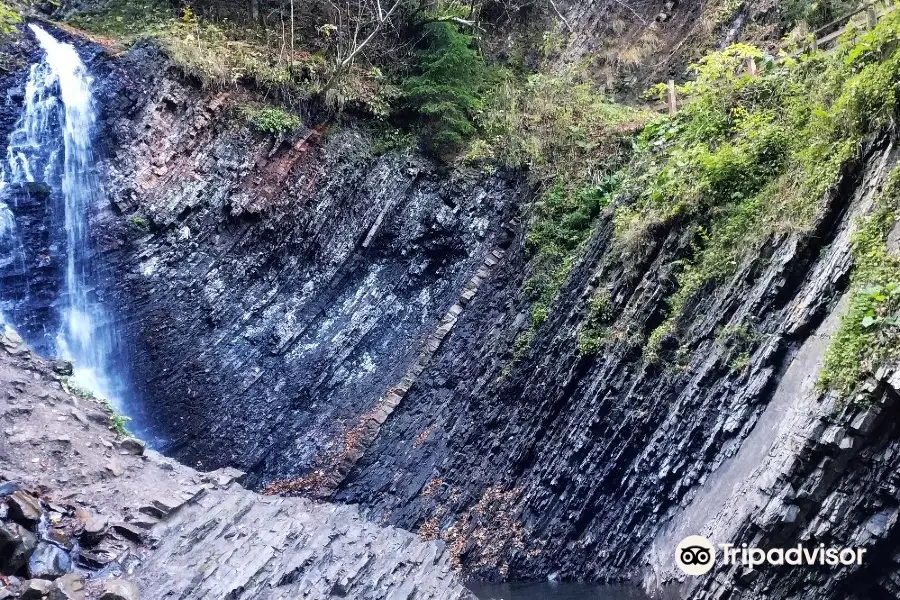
[511,328,536,364]
[128,215,150,232]
[578,291,613,355]
[820,167,900,397]
[239,104,302,135]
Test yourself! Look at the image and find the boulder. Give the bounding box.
[118,438,145,456]
[110,523,144,543]
[0,521,37,573]
[20,578,52,599]
[76,511,109,545]
[28,542,71,579]
[99,579,140,600]
[80,513,108,545]
[50,360,74,377]
[0,481,21,496]
[49,573,85,600]
[8,491,42,524]
[105,458,124,478]
[0,327,26,355]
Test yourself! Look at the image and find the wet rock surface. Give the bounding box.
[73,42,523,485]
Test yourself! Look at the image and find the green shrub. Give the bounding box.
[239,104,302,134]
[403,22,487,155]
[631,17,900,360]
[579,292,613,354]
[0,2,21,35]
[479,67,646,185]
[820,168,900,397]
[128,215,150,232]
[781,0,859,28]
[371,128,416,155]
[110,411,132,436]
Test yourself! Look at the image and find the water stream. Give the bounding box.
[0,25,129,413]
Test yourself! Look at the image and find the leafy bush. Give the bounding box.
[628,18,900,359]
[480,67,646,185]
[579,292,613,354]
[403,22,487,155]
[239,104,302,134]
[820,168,900,396]
[0,2,21,35]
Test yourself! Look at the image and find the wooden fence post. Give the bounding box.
[745,57,758,77]
[867,5,878,29]
[667,79,677,116]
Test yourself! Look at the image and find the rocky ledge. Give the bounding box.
[0,327,473,599]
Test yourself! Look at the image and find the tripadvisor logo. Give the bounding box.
[675,535,868,576]
[676,535,716,575]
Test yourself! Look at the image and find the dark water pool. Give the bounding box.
[467,582,651,600]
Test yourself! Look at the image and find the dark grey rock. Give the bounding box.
[0,521,37,573]
[80,513,108,545]
[28,543,71,579]
[20,578,52,599]
[7,491,41,525]
[49,360,73,376]
[48,573,84,600]
[117,438,145,456]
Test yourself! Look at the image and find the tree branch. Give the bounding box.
[548,0,572,33]
[418,15,484,30]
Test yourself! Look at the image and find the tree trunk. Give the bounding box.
[290,0,295,67]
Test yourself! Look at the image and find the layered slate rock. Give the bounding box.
[336,135,900,595]
[0,338,473,600]
[137,485,470,599]
[76,42,523,480]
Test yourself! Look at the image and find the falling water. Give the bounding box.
[0,25,127,410]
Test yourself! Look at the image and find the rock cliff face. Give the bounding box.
[81,43,522,482]
[5,17,900,600]
[335,134,900,598]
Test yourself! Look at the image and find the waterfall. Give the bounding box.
[0,25,128,413]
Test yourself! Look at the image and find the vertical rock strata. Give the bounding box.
[5,20,900,599]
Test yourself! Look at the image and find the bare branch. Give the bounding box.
[548,0,572,32]
[418,15,485,30]
[611,0,647,25]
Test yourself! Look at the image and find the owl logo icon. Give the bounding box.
[676,536,716,575]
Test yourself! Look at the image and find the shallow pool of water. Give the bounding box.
[467,582,651,600]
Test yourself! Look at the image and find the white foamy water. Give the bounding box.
[0,25,126,409]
